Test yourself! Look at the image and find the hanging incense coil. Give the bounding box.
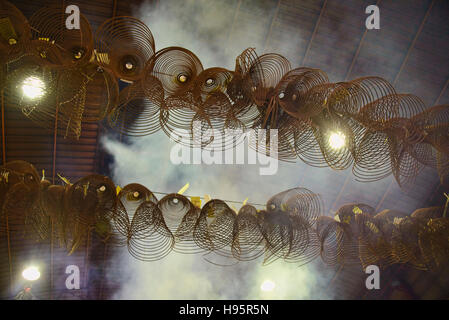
[276,67,329,120]
[0,161,41,235]
[64,174,117,227]
[95,16,155,81]
[316,216,360,267]
[246,53,291,107]
[232,205,265,261]
[147,46,203,97]
[193,199,235,256]
[29,5,94,67]
[108,80,163,136]
[418,217,449,269]
[128,200,174,262]
[262,188,321,265]
[0,1,31,55]
[1,160,449,269]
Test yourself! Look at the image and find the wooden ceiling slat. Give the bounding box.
[375,0,435,213]
[301,0,327,66]
[434,78,449,105]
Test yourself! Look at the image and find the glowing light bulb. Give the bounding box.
[22,76,45,99]
[328,131,346,150]
[261,280,275,292]
[22,266,40,281]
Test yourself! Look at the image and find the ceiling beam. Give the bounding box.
[345,0,382,81]
[433,77,449,106]
[393,0,435,86]
[263,0,281,53]
[375,0,435,212]
[225,0,242,57]
[301,0,328,66]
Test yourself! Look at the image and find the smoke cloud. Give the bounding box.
[102,0,352,300]
[2,0,442,301]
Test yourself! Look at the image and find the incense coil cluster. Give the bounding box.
[0,2,119,139]
[1,1,448,187]
[1,160,448,270]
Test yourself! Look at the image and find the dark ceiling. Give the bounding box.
[0,0,448,300]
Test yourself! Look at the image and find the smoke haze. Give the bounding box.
[102,0,369,300]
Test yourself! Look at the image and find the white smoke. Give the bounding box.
[102,129,338,300]
[101,0,346,300]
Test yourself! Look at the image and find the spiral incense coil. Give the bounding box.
[157,193,196,234]
[0,161,41,234]
[0,1,31,54]
[95,16,155,81]
[276,67,329,120]
[1,161,449,269]
[390,217,428,269]
[118,183,158,226]
[196,200,236,258]
[63,174,117,227]
[231,205,265,261]
[147,46,203,97]
[40,183,71,246]
[246,53,291,107]
[192,200,229,253]
[4,57,104,139]
[1,3,449,187]
[108,81,162,136]
[266,187,322,225]
[128,201,174,261]
[261,188,321,265]
[172,206,207,255]
[418,217,449,269]
[29,6,94,67]
[316,216,340,266]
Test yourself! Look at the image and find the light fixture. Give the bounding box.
[22,266,41,281]
[21,76,46,99]
[260,279,275,292]
[328,131,346,150]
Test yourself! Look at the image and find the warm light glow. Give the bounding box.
[260,279,275,292]
[22,76,46,99]
[22,266,40,281]
[328,131,346,150]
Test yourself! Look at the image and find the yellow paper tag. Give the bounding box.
[57,173,71,185]
[191,196,201,208]
[178,183,189,195]
[352,206,362,215]
[116,185,122,195]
